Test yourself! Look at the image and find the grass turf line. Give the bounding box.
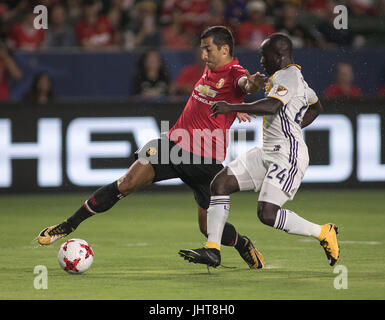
[0,190,384,299]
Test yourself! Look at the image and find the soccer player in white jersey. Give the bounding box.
[179,33,340,268]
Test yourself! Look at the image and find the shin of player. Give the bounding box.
[205,167,239,250]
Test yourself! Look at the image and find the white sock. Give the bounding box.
[206,196,230,249]
[274,209,321,238]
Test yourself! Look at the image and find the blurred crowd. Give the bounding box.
[0,0,384,51]
[1,0,385,103]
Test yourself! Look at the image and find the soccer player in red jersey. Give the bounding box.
[37,26,266,269]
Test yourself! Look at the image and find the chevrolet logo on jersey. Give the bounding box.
[195,84,217,98]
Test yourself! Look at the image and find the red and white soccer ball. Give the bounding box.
[58,239,94,274]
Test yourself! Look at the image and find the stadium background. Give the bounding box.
[1,0,385,192]
[0,0,385,301]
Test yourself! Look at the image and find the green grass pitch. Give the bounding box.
[0,189,384,300]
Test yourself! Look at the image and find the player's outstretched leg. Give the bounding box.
[179,167,265,269]
[196,205,263,268]
[37,160,155,245]
[258,201,340,266]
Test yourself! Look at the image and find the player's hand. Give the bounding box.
[245,70,267,93]
[236,112,257,123]
[210,101,232,117]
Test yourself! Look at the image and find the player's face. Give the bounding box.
[260,39,279,75]
[200,37,228,70]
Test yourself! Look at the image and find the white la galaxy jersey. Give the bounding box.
[263,64,318,161]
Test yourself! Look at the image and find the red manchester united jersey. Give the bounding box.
[167,58,246,161]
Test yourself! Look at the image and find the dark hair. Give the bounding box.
[267,33,293,55]
[200,26,234,56]
[137,48,168,77]
[132,49,170,94]
[23,72,54,103]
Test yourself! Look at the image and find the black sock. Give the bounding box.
[234,234,246,251]
[221,222,242,247]
[221,223,246,249]
[66,206,91,231]
[66,181,124,230]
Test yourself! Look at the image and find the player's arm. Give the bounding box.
[211,97,283,117]
[301,100,323,129]
[238,70,267,94]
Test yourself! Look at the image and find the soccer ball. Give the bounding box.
[58,239,94,274]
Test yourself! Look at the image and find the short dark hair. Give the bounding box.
[267,33,293,56]
[200,26,234,57]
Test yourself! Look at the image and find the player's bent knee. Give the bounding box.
[210,168,238,196]
[257,202,278,227]
[210,178,228,195]
[117,161,155,195]
[257,206,273,226]
[117,174,139,195]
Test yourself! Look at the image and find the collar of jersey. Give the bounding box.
[280,63,302,71]
[268,63,302,83]
[265,64,302,93]
[210,58,239,73]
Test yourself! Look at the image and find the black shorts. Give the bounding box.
[134,135,223,209]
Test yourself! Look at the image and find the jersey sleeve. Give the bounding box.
[231,65,247,96]
[307,87,319,106]
[267,69,298,106]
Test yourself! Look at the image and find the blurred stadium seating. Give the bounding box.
[1,1,385,192]
[6,47,385,101]
[0,0,384,102]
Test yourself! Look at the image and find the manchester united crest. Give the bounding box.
[216,78,225,89]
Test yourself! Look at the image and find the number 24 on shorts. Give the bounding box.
[267,164,287,184]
